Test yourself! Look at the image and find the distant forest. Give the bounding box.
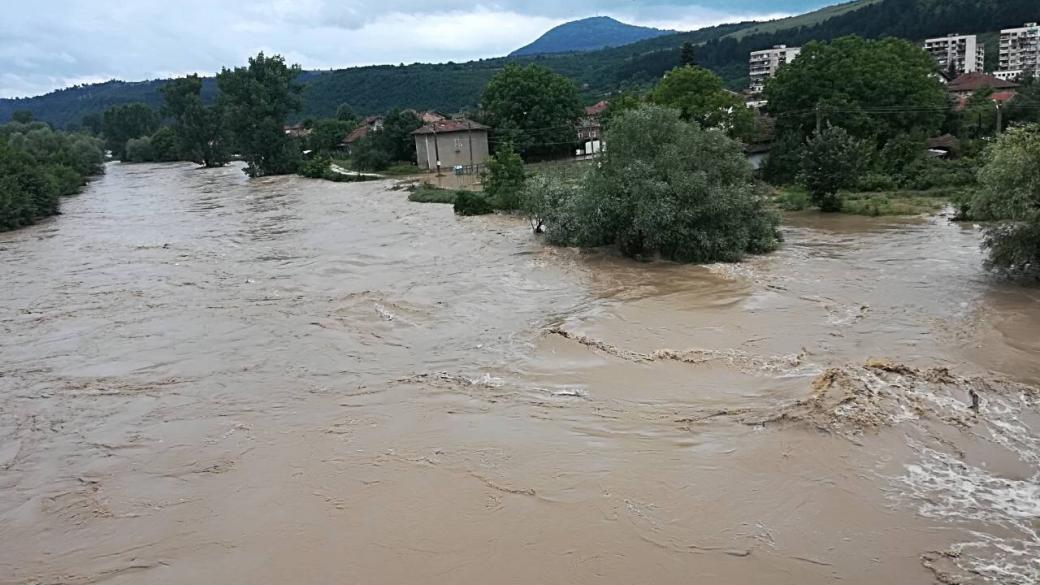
[2,0,1038,128]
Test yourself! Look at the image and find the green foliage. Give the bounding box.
[856,172,899,192]
[298,155,332,179]
[453,191,496,216]
[150,127,180,162]
[124,136,154,163]
[762,131,804,185]
[964,125,1040,273]
[81,112,104,136]
[335,103,357,125]
[351,136,392,172]
[408,185,461,204]
[479,64,583,158]
[0,122,105,231]
[773,187,811,211]
[483,143,526,210]
[536,104,780,263]
[11,111,33,123]
[102,103,159,160]
[218,52,303,177]
[521,173,586,233]
[650,66,754,140]
[1007,75,1040,125]
[307,118,352,154]
[370,109,422,162]
[161,74,229,167]
[680,42,696,67]
[800,125,870,212]
[766,36,947,145]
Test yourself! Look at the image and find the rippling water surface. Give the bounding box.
[2,162,1038,584]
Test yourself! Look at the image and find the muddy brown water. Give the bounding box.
[2,162,1038,585]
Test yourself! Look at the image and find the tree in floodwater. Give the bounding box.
[161,74,229,168]
[799,124,869,212]
[217,53,303,177]
[523,104,781,263]
[102,103,159,160]
[969,124,1040,275]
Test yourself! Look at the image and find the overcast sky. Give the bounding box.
[0,0,833,99]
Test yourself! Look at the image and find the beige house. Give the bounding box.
[412,119,490,172]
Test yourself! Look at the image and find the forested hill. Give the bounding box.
[510,17,673,56]
[3,0,1037,128]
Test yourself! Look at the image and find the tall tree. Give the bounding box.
[217,52,303,177]
[161,75,229,167]
[765,36,947,144]
[479,64,583,158]
[650,66,754,140]
[335,103,358,125]
[680,42,696,67]
[102,103,159,160]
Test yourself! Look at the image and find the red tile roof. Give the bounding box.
[585,101,609,116]
[345,125,371,143]
[411,118,489,135]
[947,73,1018,92]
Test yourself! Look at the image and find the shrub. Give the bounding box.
[535,104,780,263]
[774,188,811,211]
[453,191,496,216]
[298,155,331,179]
[483,143,526,210]
[800,125,869,212]
[124,136,155,163]
[857,172,898,192]
[408,185,459,204]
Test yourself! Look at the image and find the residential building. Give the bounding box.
[342,116,384,154]
[749,45,801,93]
[419,111,448,124]
[946,72,1019,109]
[999,22,1040,78]
[578,101,608,142]
[923,34,985,75]
[411,118,490,172]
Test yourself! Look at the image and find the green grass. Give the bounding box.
[525,159,594,185]
[772,186,954,216]
[407,184,460,204]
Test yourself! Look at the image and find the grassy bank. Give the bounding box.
[407,184,460,204]
[773,187,955,216]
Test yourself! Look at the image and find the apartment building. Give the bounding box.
[998,22,1040,80]
[749,45,801,93]
[923,34,985,75]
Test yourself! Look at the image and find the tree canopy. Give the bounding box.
[650,66,754,140]
[765,36,948,144]
[479,64,583,158]
[162,74,229,168]
[102,103,159,160]
[218,52,303,177]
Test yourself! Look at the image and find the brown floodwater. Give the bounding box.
[2,162,1038,585]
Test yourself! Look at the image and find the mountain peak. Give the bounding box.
[510,16,674,57]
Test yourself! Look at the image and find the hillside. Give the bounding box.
[510,17,672,57]
[3,0,1038,128]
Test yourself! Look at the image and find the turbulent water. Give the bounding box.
[2,162,1039,585]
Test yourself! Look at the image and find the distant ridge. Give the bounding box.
[510,16,673,57]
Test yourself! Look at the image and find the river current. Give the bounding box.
[2,162,1038,584]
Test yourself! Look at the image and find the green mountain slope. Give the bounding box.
[510,16,673,56]
[3,0,1037,128]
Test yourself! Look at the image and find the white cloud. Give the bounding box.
[0,0,809,98]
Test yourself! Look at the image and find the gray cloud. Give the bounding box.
[0,0,817,98]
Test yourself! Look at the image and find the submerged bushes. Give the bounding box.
[522,105,780,263]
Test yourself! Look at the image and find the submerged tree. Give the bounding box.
[799,124,869,212]
[526,104,780,263]
[969,124,1040,274]
[217,52,303,177]
[102,103,159,160]
[161,74,229,167]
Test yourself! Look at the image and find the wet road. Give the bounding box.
[1,162,1038,584]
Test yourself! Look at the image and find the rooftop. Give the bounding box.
[947,72,1019,92]
[411,118,489,135]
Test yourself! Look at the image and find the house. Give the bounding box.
[577,101,608,155]
[284,123,312,138]
[342,116,384,154]
[419,111,448,124]
[946,73,1019,110]
[411,118,490,172]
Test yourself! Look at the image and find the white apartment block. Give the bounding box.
[923,34,985,75]
[749,45,801,93]
[998,22,1040,79]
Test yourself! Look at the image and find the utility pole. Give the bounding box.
[995,102,1003,134]
[815,102,823,135]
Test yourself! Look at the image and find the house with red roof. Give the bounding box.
[411,118,490,172]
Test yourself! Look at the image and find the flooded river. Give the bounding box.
[2,162,1038,585]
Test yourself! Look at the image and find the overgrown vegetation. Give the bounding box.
[521,104,780,263]
[0,120,105,231]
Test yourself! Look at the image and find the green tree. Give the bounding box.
[217,52,303,177]
[536,104,780,263]
[967,124,1040,274]
[150,127,180,162]
[124,136,155,163]
[352,136,391,172]
[479,64,583,158]
[765,36,948,145]
[335,103,358,125]
[680,42,696,67]
[483,143,526,210]
[161,74,229,168]
[369,109,422,162]
[11,111,33,123]
[800,124,869,212]
[102,103,159,160]
[1007,75,1040,125]
[81,112,103,136]
[650,66,754,140]
[308,118,353,154]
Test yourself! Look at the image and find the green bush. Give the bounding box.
[124,136,154,163]
[774,188,811,211]
[857,172,898,192]
[298,155,331,179]
[483,143,526,210]
[532,104,780,263]
[800,125,869,212]
[453,191,496,216]
[408,185,459,204]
